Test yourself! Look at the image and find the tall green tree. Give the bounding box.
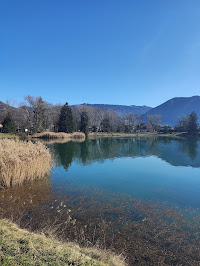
[80,111,89,135]
[33,97,46,133]
[58,102,75,133]
[2,113,16,133]
[186,111,198,135]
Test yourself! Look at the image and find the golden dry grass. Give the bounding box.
[32,131,85,139]
[0,139,53,188]
[0,133,18,139]
[0,219,125,266]
[39,138,85,145]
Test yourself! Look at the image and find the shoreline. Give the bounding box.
[0,131,197,141]
[88,132,185,139]
[0,219,124,266]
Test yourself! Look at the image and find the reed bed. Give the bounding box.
[0,139,53,188]
[32,131,85,139]
[40,138,85,145]
[0,133,18,139]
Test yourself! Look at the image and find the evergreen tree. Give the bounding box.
[33,97,46,133]
[2,113,16,133]
[80,111,89,135]
[58,102,75,133]
[186,111,198,135]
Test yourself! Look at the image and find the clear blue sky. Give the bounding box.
[1,0,200,107]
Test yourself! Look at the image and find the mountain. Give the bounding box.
[143,96,200,126]
[0,101,10,113]
[0,101,16,122]
[76,103,152,115]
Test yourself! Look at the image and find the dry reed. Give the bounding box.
[32,131,85,139]
[0,139,53,188]
[40,138,85,145]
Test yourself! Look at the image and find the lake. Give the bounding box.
[1,136,200,264]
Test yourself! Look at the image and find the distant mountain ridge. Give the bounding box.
[143,96,200,126]
[76,103,152,115]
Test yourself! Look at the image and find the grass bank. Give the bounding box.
[32,131,85,140]
[0,219,125,266]
[88,132,183,138]
[0,139,52,188]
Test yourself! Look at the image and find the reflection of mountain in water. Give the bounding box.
[49,137,200,169]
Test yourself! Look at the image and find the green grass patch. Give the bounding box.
[0,219,125,266]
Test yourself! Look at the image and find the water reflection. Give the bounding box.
[49,137,200,169]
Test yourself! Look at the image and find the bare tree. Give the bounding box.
[120,113,142,132]
[147,114,162,131]
[107,110,120,132]
[24,95,52,133]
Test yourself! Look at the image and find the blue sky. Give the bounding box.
[1,0,200,107]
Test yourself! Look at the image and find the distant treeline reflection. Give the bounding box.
[49,137,200,169]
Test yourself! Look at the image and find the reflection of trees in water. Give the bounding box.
[179,138,198,160]
[80,139,89,164]
[51,142,78,170]
[50,137,200,170]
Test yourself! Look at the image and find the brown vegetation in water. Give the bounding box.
[2,184,200,265]
[0,139,52,188]
[32,131,85,139]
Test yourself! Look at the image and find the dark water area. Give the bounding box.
[1,137,200,265]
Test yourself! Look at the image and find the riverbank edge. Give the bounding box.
[88,132,185,138]
[0,131,195,140]
[0,219,125,266]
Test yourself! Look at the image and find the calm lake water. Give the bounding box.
[50,137,200,208]
[1,136,200,264]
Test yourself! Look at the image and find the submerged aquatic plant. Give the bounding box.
[1,183,200,265]
[0,139,53,188]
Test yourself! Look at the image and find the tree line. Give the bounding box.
[0,95,143,134]
[0,96,199,136]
